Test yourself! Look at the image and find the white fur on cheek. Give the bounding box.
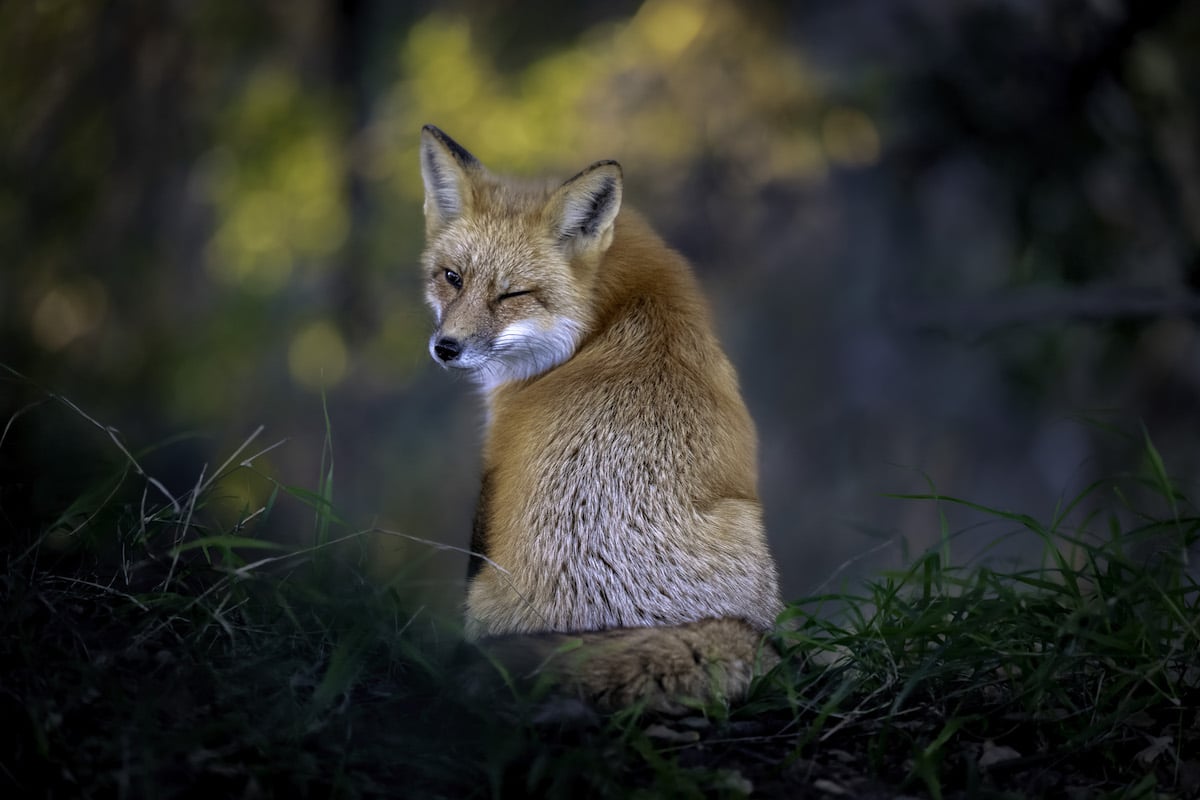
[478,317,582,393]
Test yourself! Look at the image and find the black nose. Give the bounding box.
[434,337,462,362]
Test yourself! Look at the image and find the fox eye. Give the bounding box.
[497,289,533,302]
[444,269,463,290]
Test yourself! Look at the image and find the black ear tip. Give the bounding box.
[592,159,623,178]
[421,125,479,168]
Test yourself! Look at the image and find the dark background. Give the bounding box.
[3,0,1198,611]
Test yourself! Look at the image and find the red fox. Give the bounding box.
[419,125,783,712]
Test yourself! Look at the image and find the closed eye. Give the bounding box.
[497,289,534,301]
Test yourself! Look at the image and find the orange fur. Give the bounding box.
[419,125,782,709]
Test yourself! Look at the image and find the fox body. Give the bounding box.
[419,125,782,708]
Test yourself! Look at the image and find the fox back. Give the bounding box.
[418,126,782,701]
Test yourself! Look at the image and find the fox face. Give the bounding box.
[421,217,587,391]
[419,125,622,391]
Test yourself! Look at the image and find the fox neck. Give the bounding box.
[480,209,696,416]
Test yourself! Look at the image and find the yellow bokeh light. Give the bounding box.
[288,319,348,391]
[209,467,277,533]
[821,106,881,168]
[232,67,297,141]
[30,278,108,351]
[633,0,709,57]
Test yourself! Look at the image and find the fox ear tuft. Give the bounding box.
[420,125,480,232]
[552,160,623,253]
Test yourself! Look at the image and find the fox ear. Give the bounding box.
[550,160,623,256]
[420,125,480,233]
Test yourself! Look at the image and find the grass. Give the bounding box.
[2,388,1198,798]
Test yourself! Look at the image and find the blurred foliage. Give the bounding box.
[2,0,1199,599]
[207,66,349,293]
[387,2,835,185]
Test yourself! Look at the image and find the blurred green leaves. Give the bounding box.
[206,67,349,294]
[2,0,861,410]
[380,0,840,195]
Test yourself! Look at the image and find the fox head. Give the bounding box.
[418,125,623,391]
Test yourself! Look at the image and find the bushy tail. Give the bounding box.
[472,618,780,714]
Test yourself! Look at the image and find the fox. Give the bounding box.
[418,124,783,712]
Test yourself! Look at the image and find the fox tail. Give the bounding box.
[472,617,780,714]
